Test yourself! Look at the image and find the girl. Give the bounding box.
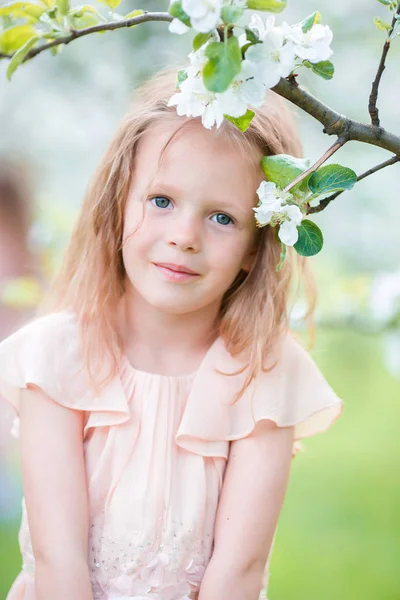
[0,65,344,600]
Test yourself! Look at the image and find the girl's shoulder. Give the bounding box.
[176,331,344,458]
[0,309,129,439]
[0,309,78,352]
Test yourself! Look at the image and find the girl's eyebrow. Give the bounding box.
[149,182,181,197]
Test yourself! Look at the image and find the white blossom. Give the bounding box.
[247,13,275,40]
[217,59,266,116]
[253,181,285,225]
[168,18,190,35]
[253,181,302,246]
[245,15,296,88]
[168,40,266,128]
[282,21,333,63]
[167,11,333,129]
[275,204,303,245]
[182,0,223,33]
[168,71,225,129]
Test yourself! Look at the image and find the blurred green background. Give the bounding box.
[0,0,399,599]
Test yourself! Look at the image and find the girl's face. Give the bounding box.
[122,120,264,316]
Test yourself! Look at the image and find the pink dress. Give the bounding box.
[0,310,344,600]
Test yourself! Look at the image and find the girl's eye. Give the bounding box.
[150,196,172,209]
[211,213,234,226]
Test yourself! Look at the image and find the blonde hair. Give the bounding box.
[38,65,317,402]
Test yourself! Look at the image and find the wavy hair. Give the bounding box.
[38,65,317,402]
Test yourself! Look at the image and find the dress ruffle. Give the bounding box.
[0,310,343,458]
[175,334,344,459]
[0,311,130,439]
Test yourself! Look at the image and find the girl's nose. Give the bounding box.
[167,213,201,253]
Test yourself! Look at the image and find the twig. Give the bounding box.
[307,154,400,214]
[273,76,400,155]
[0,11,173,64]
[368,3,400,127]
[283,137,347,193]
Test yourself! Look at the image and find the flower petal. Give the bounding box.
[168,18,190,35]
[278,220,299,245]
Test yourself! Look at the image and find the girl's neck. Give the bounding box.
[116,288,220,375]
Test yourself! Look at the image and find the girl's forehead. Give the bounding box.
[135,120,263,194]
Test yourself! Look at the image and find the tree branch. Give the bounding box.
[307,154,400,214]
[368,4,400,127]
[273,76,400,155]
[1,9,400,173]
[0,11,173,64]
[283,137,347,193]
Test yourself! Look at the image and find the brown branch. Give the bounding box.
[273,76,400,155]
[0,11,173,63]
[307,154,400,214]
[1,8,400,162]
[283,137,347,193]
[368,4,400,127]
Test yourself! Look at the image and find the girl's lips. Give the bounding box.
[153,263,200,283]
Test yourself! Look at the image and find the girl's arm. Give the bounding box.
[198,419,294,600]
[19,385,93,600]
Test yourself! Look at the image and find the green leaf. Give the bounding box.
[203,36,242,93]
[0,2,45,19]
[245,27,260,44]
[70,13,99,27]
[0,24,37,52]
[374,16,392,31]
[247,0,287,13]
[124,8,144,19]
[96,0,121,9]
[192,31,212,52]
[221,5,244,25]
[293,220,323,257]
[303,59,334,80]
[224,109,255,132]
[261,154,311,191]
[307,164,357,195]
[176,68,188,88]
[169,1,191,28]
[276,241,287,272]
[300,11,321,33]
[70,3,101,14]
[56,0,69,16]
[6,34,38,79]
[376,0,391,5]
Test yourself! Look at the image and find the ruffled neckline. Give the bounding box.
[120,354,198,382]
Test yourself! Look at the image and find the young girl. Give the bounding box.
[0,65,344,600]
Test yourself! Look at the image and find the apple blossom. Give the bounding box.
[168,18,190,35]
[253,181,292,226]
[182,0,223,33]
[281,21,333,63]
[275,204,303,245]
[216,59,266,116]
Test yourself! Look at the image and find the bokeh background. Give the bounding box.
[0,0,399,599]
